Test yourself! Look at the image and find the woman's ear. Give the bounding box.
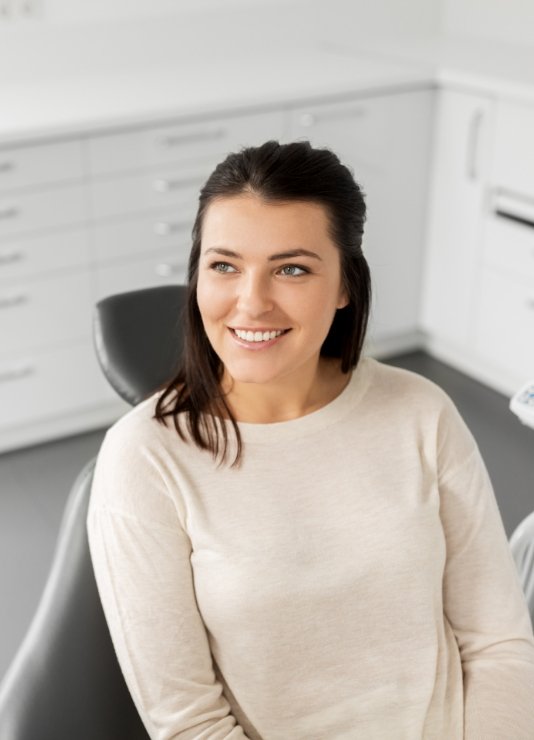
[336,288,349,310]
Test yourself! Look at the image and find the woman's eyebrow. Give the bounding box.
[203,247,323,261]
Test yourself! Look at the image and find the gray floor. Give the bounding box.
[1,349,533,683]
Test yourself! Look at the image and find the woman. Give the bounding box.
[87,140,534,739]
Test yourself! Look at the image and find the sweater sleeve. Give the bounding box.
[86,427,252,740]
[437,396,534,739]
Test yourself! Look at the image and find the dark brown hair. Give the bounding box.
[153,139,371,468]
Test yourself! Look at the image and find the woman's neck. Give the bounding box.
[220,357,351,424]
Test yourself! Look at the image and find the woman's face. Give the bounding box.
[196,193,348,389]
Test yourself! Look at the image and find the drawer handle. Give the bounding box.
[495,209,534,231]
[527,299,534,311]
[0,363,35,383]
[466,109,484,180]
[152,175,203,192]
[0,249,24,265]
[153,220,190,236]
[0,293,28,309]
[299,106,366,127]
[155,261,184,277]
[0,161,15,173]
[0,205,19,220]
[157,127,226,147]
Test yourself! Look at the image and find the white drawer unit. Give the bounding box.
[0,183,87,238]
[0,228,91,281]
[89,163,204,220]
[473,265,534,383]
[492,99,534,199]
[0,340,110,430]
[483,200,534,284]
[0,138,84,192]
[0,270,93,355]
[95,247,188,301]
[92,208,193,264]
[86,108,287,175]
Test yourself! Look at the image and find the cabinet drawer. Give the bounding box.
[92,208,193,264]
[87,109,286,175]
[0,138,84,192]
[289,95,392,169]
[483,210,534,283]
[474,266,534,379]
[492,99,534,198]
[0,183,87,238]
[0,271,93,355]
[0,228,90,281]
[95,248,188,301]
[90,162,204,220]
[0,340,108,429]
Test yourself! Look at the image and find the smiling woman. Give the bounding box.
[87,140,534,740]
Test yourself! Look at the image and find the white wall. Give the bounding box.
[34,0,442,37]
[441,0,534,47]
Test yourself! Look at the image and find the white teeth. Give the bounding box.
[234,328,285,342]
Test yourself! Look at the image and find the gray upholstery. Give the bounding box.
[510,511,534,628]
[0,284,187,740]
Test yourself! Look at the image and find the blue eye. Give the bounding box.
[280,264,309,277]
[210,261,236,273]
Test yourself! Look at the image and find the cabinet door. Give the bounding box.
[419,89,494,348]
[287,90,434,342]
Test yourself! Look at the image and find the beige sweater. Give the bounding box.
[87,356,534,739]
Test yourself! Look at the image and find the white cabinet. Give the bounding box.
[419,89,495,349]
[286,90,434,348]
[420,89,534,395]
[0,89,436,452]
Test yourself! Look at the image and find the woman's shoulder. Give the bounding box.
[103,386,181,451]
[362,355,457,417]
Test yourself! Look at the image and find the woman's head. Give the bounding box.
[189,139,370,375]
[154,139,372,467]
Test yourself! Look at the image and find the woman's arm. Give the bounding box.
[86,426,252,740]
[438,398,534,739]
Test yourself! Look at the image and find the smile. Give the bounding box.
[233,328,288,342]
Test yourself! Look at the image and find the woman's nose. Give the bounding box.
[236,274,274,316]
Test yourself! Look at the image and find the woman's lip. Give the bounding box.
[229,327,290,332]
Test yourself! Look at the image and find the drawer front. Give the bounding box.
[288,95,392,169]
[95,247,188,301]
[0,340,109,429]
[0,183,87,238]
[0,271,93,355]
[483,211,534,283]
[0,138,84,192]
[90,163,205,220]
[92,208,193,264]
[492,99,534,198]
[0,228,90,281]
[87,109,286,175]
[474,266,534,378]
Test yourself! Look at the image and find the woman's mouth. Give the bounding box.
[228,327,291,350]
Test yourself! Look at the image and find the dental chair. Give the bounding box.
[0,284,186,740]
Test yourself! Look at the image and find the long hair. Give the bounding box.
[153,139,371,468]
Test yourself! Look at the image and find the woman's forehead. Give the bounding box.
[201,195,335,255]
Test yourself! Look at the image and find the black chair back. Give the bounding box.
[0,285,187,740]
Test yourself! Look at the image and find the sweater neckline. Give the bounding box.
[216,355,373,444]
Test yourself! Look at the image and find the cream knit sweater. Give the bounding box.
[87,356,534,739]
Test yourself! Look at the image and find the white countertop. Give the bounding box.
[0,14,533,145]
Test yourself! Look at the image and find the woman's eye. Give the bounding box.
[210,262,236,273]
[280,264,309,277]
